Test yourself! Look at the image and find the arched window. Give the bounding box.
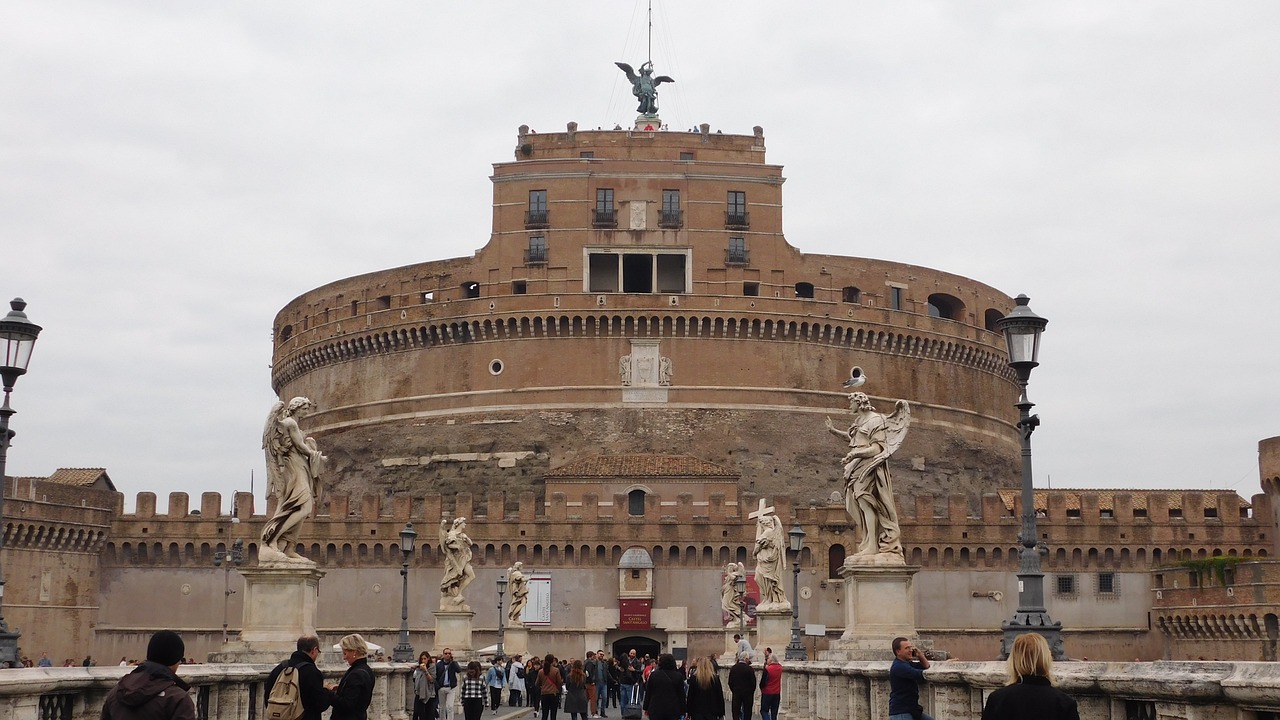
[462,281,480,299]
[842,286,861,304]
[927,293,965,321]
[828,544,846,579]
[984,308,1004,332]
[794,282,815,299]
[628,489,646,516]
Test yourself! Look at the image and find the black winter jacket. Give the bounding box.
[266,650,332,720]
[101,661,195,720]
[981,676,1079,720]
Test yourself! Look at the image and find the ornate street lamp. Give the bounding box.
[0,298,42,667]
[734,574,747,639]
[496,575,508,658]
[392,522,417,662]
[996,295,1064,660]
[785,523,807,661]
[212,539,244,645]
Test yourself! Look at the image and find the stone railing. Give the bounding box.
[0,661,413,720]
[781,659,1280,719]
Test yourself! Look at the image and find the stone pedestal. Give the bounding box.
[503,626,529,657]
[434,610,475,654]
[823,564,920,660]
[754,609,794,658]
[209,564,324,663]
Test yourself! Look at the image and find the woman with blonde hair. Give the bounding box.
[328,634,375,720]
[685,656,725,720]
[981,633,1079,720]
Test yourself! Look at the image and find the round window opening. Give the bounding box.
[489,359,504,375]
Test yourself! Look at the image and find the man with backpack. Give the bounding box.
[485,657,506,714]
[265,636,331,720]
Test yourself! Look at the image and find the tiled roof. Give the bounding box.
[545,454,736,479]
[996,488,1249,513]
[46,468,115,489]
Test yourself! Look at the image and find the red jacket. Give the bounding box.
[760,661,782,695]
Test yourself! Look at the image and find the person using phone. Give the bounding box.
[888,637,932,720]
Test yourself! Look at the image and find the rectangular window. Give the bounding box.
[1133,507,1148,518]
[512,280,527,295]
[526,236,548,264]
[1097,572,1117,594]
[580,151,594,158]
[890,286,904,310]
[660,190,682,228]
[350,300,359,317]
[593,188,617,228]
[376,295,391,310]
[743,282,759,297]
[726,237,748,264]
[1169,508,1184,519]
[1066,508,1081,519]
[1055,575,1076,595]
[679,151,694,161]
[526,189,548,228]
[726,191,748,228]
[586,251,690,294]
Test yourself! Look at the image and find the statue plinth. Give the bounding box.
[633,115,661,131]
[433,607,475,655]
[503,626,529,657]
[753,609,794,657]
[208,564,325,663]
[822,563,920,660]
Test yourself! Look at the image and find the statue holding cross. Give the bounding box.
[749,498,790,611]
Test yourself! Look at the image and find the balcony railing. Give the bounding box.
[658,209,683,229]
[525,211,549,229]
[725,248,750,265]
[592,208,617,228]
[725,211,750,230]
[524,247,548,265]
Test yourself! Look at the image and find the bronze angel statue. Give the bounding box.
[615,61,674,116]
[260,397,327,564]
[825,392,911,563]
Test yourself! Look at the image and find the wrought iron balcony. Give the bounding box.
[659,209,683,229]
[725,248,750,265]
[592,208,617,228]
[725,211,750,230]
[525,211,549,229]
[524,247,548,265]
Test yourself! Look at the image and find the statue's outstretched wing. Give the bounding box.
[615,62,638,83]
[884,400,911,457]
[654,75,675,86]
[261,400,286,500]
[439,518,449,549]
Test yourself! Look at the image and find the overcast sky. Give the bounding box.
[3,2,1277,512]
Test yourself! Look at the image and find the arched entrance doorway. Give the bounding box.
[611,635,661,661]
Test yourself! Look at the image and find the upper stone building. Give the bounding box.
[269,120,1021,507]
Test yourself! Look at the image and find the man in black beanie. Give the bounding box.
[102,630,195,720]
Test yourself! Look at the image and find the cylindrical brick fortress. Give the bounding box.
[270,124,1021,503]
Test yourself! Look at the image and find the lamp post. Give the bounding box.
[212,539,244,644]
[0,298,42,668]
[496,575,508,658]
[996,295,1064,660]
[785,523,807,661]
[734,574,747,639]
[392,522,417,662]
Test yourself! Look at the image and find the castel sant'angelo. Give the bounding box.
[9,66,1280,666]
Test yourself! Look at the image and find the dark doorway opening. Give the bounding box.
[611,636,661,661]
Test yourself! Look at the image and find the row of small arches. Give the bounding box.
[907,545,1266,570]
[274,311,1009,389]
[3,523,106,552]
[1156,613,1279,641]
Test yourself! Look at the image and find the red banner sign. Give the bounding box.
[619,599,652,629]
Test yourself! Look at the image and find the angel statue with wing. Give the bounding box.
[615,61,674,116]
[825,392,911,564]
[260,397,327,565]
[439,516,476,610]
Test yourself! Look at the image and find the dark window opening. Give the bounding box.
[726,191,749,229]
[1098,572,1116,594]
[1169,508,1184,519]
[1133,508,1148,518]
[655,254,686,294]
[350,300,359,317]
[828,544,846,579]
[1056,575,1075,595]
[794,282,815,299]
[279,324,293,341]
[580,151,594,158]
[726,237,748,265]
[984,308,1004,332]
[1066,508,1082,519]
[628,489,646,516]
[743,282,759,297]
[462,282,480,299]
[679,151,694,161]
[526,236,548,264]
[1153,573,1164,588]
[422,291,434,303]
[660,190,682,228]
[589,253,619,292]
[512,281,527,295]
[526,189,548,228]
[927,293,965,321]
[1100,509,1114,519]
[376,295,391,310]
[889,286,904,310]
[622,254,653,293]
[842,286,861,304]
[1205,507,1219,519]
